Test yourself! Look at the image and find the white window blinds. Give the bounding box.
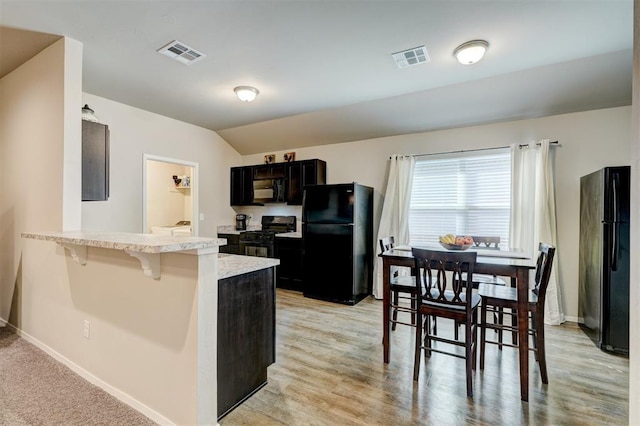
[409,148,512,248]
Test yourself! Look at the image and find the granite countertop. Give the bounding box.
[22,231,226,254]
[218,253,279,279]
[275,232,301,239]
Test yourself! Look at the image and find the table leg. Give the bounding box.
[516,268,529,401]
[383,257,391,363]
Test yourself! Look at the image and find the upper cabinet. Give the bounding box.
[229,159,326,206]
[286,159,326,205]
[253,163,286,180]
[230,166,254,206]
[82,120,110,201]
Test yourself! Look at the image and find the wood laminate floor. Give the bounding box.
[221,289,628,426]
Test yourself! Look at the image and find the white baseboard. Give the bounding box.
[0,318,174,426]
[564,315,582,323]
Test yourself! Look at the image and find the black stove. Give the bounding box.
[239,216,296,257]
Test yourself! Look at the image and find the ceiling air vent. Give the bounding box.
[157,40,206,65]
[391,45,430,69]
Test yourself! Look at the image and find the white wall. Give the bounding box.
[243,106,632,321]
[0,37,78,323]
[81,93,241,237]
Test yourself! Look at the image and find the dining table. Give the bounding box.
[379,245,535,401]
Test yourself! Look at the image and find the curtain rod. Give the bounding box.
[392,140,559,159]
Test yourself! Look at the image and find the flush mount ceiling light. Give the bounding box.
[234,86,259,102]
[453,40,489,65]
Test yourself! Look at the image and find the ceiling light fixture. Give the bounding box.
[234,86,259,102]
[453,40,489,65]
[81,104,98,122]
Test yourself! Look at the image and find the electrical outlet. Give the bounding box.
[199,213,205,221]
[83,320,90,339]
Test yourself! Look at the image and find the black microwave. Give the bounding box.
[253,178,285,204]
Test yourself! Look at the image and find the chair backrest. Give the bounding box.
[411,247,477,308]
[379,236,395,253]
[532,242,556,306]
[471,236,500,249]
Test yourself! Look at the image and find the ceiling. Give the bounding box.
[0,1,633,155]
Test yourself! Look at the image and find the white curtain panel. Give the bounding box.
[372,155,415,299]
[510,140,564,325]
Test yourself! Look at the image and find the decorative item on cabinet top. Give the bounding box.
[264,154,276,164]
[284,152,296,162]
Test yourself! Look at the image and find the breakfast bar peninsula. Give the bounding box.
[21,231,225,425]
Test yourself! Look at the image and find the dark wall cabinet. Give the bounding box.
[82,120,110,201]
[275,237,303,290]
[253,163,286,179]
[230,166,253,206]
[218,267,275,419]
[230,159,326,206]
[286,159,326,205]
[218,233,241,255]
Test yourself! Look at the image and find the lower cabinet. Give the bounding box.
[275,237,303,291]
[218,267,275,420]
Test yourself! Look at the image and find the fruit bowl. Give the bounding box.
[439,242,472,251]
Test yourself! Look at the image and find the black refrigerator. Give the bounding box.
[578,166,630,355]
[302,183,373,305]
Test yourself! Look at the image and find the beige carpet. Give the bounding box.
[0,327,157,426]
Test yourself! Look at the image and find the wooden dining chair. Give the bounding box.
[412,247,479,398]
[455,236,507,341]
[379,237,417,330]
[478,242,556,384]
[469,236,507,287]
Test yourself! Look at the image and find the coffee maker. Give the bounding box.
[235,214,248,231]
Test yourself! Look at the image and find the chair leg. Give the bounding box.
[480,301,487,370]
[410,295,417,326]
[391,291,399,331]
[497,308,503,350]
[413,311,423,380]
[472,310,478,371]
[535,313,548,384]
[531,312,539,361]
[465,314,474,398]
[454,320,459,340]
[509,277,518,345]
[511,307,518,344]
[425,315,432,358]
[432,316,438,336]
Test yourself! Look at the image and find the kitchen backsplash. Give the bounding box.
[233,205,302,231]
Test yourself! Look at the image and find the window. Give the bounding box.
[409,148,512,248]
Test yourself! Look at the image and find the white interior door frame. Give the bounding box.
[142,153,199,236]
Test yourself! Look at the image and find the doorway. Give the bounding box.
[143,154,199,236]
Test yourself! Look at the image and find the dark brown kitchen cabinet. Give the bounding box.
[253,163,286,179]
[218,267,275,420]
[275,237,303,290]
[230,166,253,206]
[82,120,109,201]
[286,159,326,205]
